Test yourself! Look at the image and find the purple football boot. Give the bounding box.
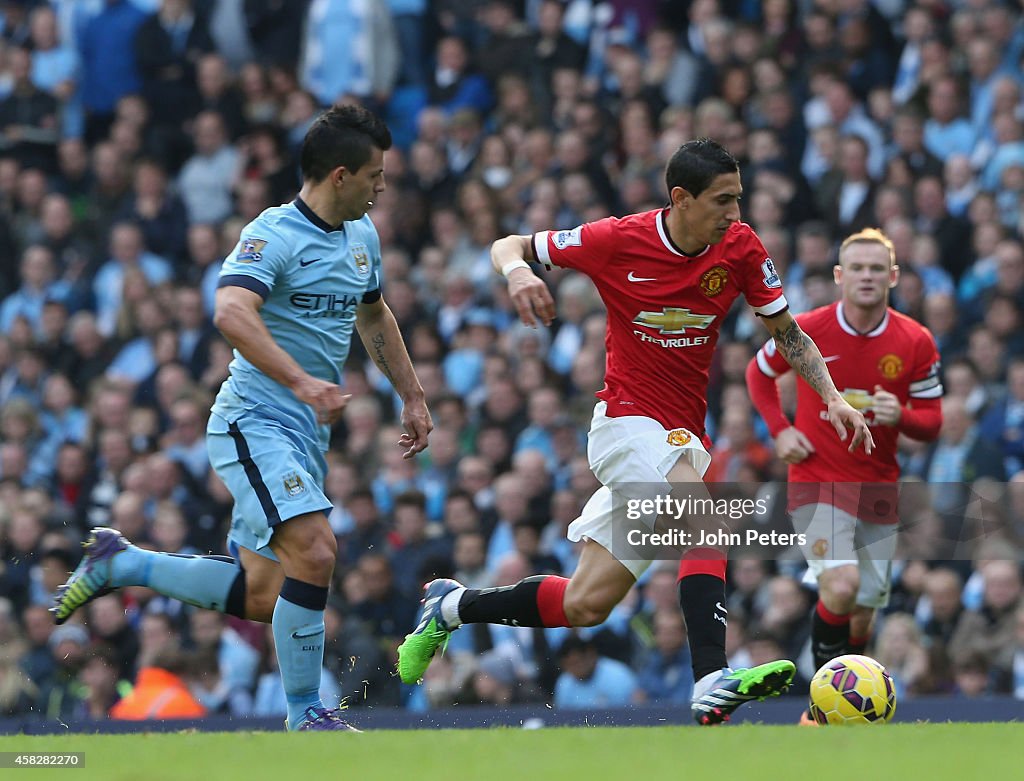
[51,528,128,625]
[295,706,362,732]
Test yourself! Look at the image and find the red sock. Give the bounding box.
[849,634,870,654]
[677,547,727,581]
[816,600,851,626]
[537,575,570,627]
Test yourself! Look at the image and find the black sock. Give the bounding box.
[848,635,869,655]
[225,568,247,619]
[458,575,551,627]
[812,601,851,671]
[677,575,727,682]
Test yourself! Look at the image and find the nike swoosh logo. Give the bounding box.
[627,271,657,282]
[716,602,728,614]
[823,355,840,363]
[299,257,323,267]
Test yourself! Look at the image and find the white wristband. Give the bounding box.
[501,259,530,277]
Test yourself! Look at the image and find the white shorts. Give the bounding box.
[792,503,898,609]
[567,402,712,580]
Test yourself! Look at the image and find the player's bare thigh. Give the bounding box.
[659,454,724,542]
[563,539,637,627]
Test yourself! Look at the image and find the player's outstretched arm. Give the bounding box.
[760,310,874,455]
[491,234,555,328]
[356,298,432,458]
[214,285,349,424]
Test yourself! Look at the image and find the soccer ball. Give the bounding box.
[808,654,896,725]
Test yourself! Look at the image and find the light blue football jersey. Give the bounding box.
[211,198,382,450]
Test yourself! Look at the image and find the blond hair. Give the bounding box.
[839,228,897,267]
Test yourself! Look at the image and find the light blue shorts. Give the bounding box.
[207,409,332,561]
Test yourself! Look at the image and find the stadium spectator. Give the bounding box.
[134,0,215,131]
[635,608,693,705]
[553,634,638,708]
[110,645,206,720]
[176,110,239,225]
[76,0,148,143]
[949,560,1023,674]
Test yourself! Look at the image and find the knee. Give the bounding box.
[278,523,338,582]
[563,590,613,628]
[302,533,338,580]
[820,566,860,609]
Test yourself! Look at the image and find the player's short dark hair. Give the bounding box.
[300,105,393,183]
[665,138,739,199]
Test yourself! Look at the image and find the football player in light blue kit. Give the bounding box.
[52,105,433,731]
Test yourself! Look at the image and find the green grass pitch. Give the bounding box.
[1,723,1019,781]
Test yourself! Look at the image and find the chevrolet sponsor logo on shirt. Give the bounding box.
[632,307,716,347]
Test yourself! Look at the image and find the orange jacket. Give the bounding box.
[109,668,206,720]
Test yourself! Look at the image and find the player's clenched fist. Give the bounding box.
[293,376,350,424]
[775,426,816,464]
[507,267,555,328]
[399,398,433,459]
[871,385,903,426]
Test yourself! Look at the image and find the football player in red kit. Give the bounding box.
[746,228,943,680]
[399,139,873,725]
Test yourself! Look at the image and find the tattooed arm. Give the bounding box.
[357,297,432,457]
[761,310,874,454]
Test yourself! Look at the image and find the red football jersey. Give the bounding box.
[753,301,942,520]
[534,209,787,433]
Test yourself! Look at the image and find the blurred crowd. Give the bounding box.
[1,0,1024,721]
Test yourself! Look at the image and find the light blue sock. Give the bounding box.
[274,578,328,729]
[111,548,241,614]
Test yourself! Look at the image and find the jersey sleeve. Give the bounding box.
[218,221,291,299]
[532,218,615,276]
[733,225,789,317]
[908,327,943,400]
[363,222,383,303]
[746,352,792,436]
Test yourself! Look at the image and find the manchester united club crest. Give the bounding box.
[351,244,370,276]
[283,472,305,497]
[878,354,904,380]
[811,538,829,557]
[666,428,692,446]
[700,266,728,297]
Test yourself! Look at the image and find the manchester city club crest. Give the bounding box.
[237,237,267,263]
[283,472,305,497]
[352,243,370,276]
